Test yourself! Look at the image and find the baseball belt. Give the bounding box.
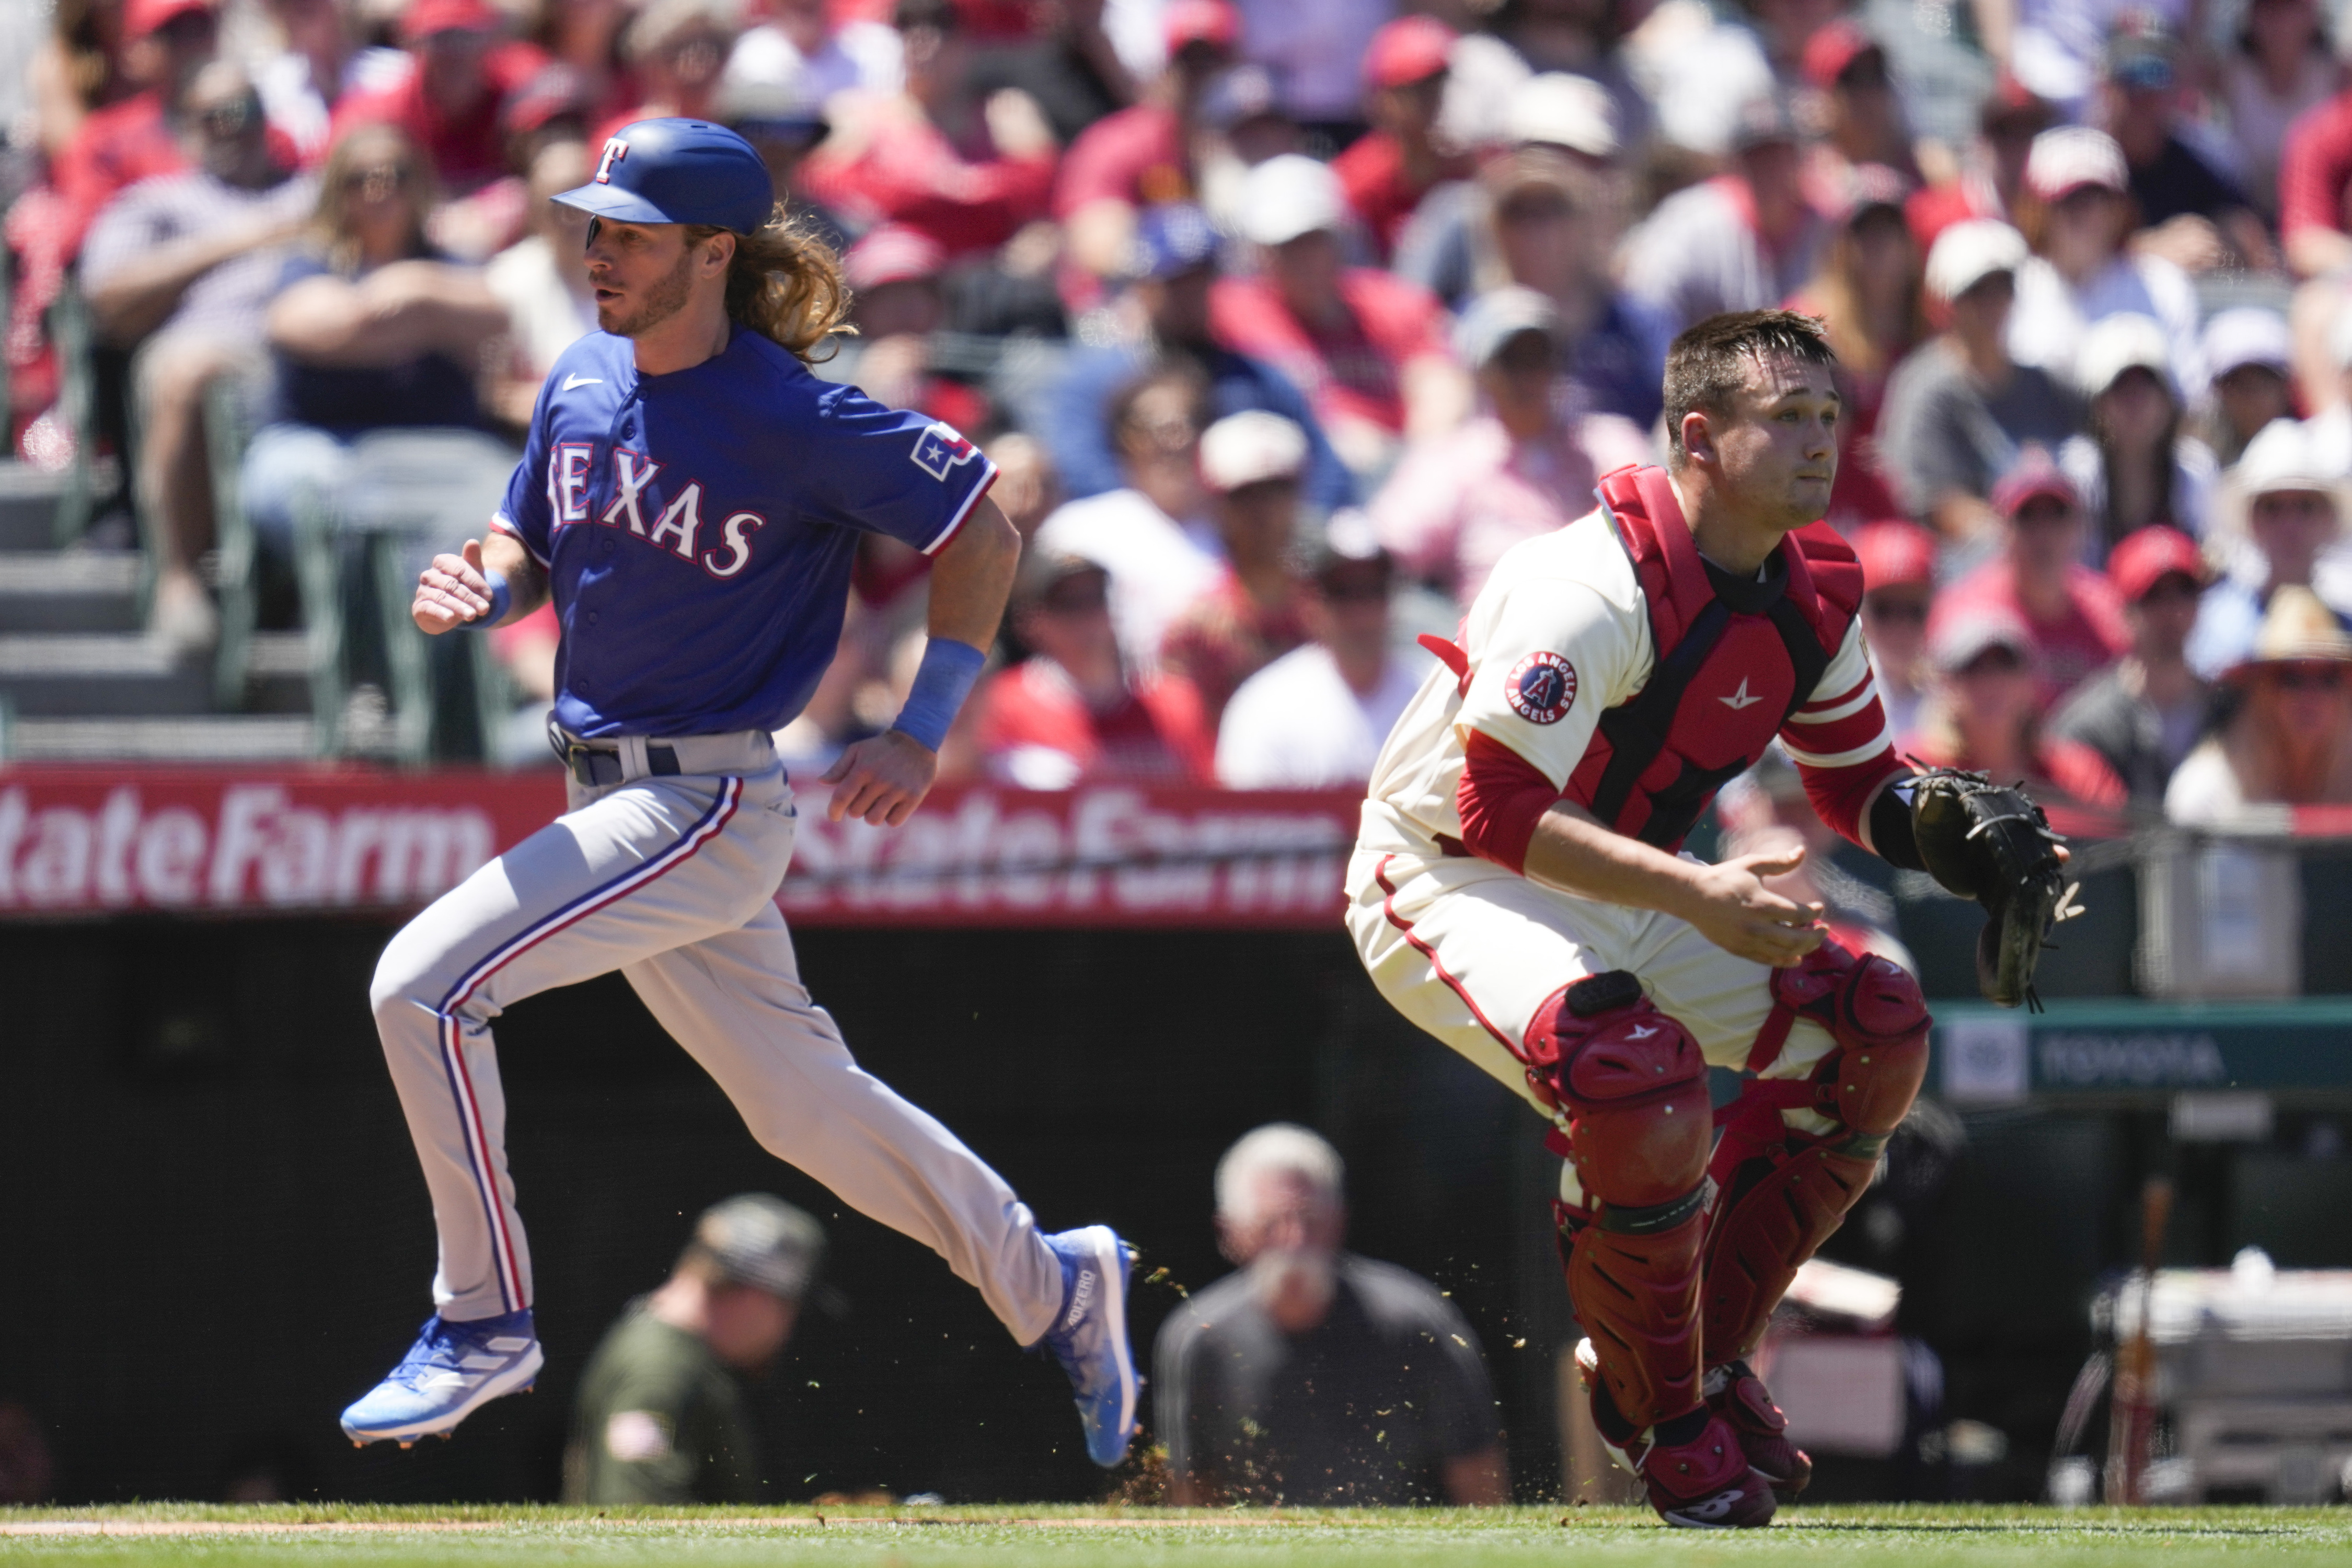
[548,720,776,787]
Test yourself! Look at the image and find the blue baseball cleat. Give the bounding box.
[340,1309,543,1447]
[1040,1226,1138,1467]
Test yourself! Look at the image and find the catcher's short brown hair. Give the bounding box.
[1662,310,1839,466]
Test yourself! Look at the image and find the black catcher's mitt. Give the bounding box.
[1908,767,2076,1010]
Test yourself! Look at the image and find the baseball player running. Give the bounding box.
[1345,312,2069,1527]
[339,119,1137,1468]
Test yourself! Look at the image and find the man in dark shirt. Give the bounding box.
[1154,1124,1506,1506]
[564,1194,824,1504]
[2101,15,2272,271]
[2050,523,2214,805]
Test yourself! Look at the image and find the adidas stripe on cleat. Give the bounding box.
[340,1309,544,1445]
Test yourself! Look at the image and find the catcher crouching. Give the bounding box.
[1343,310,2068,1528]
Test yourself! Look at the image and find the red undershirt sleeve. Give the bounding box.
[1455,731,1563,875]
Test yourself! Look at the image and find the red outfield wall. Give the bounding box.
[0,768,1363,925]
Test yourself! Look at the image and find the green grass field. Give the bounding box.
[1,1504,2347,1566]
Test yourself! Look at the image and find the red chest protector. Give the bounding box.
[1565,465,1863,850]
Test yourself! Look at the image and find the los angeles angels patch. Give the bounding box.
[1505,651,1577,724]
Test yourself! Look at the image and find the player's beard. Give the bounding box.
[602,246,699,338]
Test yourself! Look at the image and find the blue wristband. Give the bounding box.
[890,637,988,751]
[457,568,510,630]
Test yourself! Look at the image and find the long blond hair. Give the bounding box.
[312,123,437,276]
[686,205,855,364]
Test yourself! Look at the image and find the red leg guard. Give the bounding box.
[1532,973,1714,1428]
[1702,944,1932,1363]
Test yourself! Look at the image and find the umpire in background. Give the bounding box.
[1154,1126,1507,1506]
[564,1195,825,1504]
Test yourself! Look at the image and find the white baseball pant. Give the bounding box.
[368,755,1065,1343]
[1343,848,1838,1206]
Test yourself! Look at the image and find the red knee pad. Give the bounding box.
[1527,973,1712,1210]
[1761,943,1930,1136]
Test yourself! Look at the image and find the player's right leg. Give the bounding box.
[619,904,1138,1468]
[1344,851,1775,1528]
[344,766,795,1445]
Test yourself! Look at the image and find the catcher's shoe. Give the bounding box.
[340,1309,541,1446]
[1038,1226,1138,1468]
[1578,1339,1777,1528]
[1705,1359,1813,1498]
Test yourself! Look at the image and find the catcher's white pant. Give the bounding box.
[1343,848,1838,1206]
[368,756,1064,1342]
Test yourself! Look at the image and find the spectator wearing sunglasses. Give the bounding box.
[1215,512,1421,789]
[2169,584,2352,822]
[1930,450,2129,707]
[975,548,1214,787]
[2189,418,2352,678]
[1853,519,1936,741]
[1905,610,2128,833]
[81,59,315,651]
[2050,524,2216,804]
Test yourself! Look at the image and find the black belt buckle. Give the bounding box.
[546,719,684,784]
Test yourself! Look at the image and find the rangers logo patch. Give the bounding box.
[1505,651,1577,724]
[911,421,979,480]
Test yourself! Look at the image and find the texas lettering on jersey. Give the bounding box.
[544,444,768,580]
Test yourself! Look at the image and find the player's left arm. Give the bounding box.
[821,494,1021,826]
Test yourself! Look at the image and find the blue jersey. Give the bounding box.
[493,327,997,739]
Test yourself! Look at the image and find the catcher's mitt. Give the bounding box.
[1908,767,2080,1010]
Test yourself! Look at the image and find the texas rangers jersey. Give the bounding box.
[493,327,997,739]
[1359,511,1887,859]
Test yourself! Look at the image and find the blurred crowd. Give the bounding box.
[13,0,2352,821]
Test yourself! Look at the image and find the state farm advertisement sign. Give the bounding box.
[0,769,1358,927]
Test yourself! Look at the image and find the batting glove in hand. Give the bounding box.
[1907,767,2078,1011]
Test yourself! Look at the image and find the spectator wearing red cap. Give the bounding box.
[836,223,993,436]
[1330,16,1473,262]
[800,0,1057,259]
[1051,0,1236,294]
[1159,410,1315,724]
[2007,125,2206,404]
[1370,286,1647,608]
[1621,95,1826,336]
[45,0,220,255]
[1853,518,1938,739]
[1801,20,1918,191]
[1210,153,1466,477]
[1904,608,2129,831]
[1784,164,1922,529]
[1880,218,2082,541]
[330,0,547,194]
[976,548,1215,786]
[2049,524,2216,802]
[1930,449,2130,706]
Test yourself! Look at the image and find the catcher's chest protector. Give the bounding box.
[1567,466,1858,850]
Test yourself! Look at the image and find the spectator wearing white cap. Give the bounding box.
[2198,307,2297,467]
[1370,287,1649,610]
[1215,513,1424,788]
[1619,94,1827,336]
[1159,410,1315,724]
[2187,417,2352,676]
[1880,218,2083,541]
[2056,311,2218,561]
[1209,153,1468,479]
[2006,126,2206,405]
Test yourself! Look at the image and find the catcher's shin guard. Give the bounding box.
[1532,972,1714,1427]
[1702,943,1931,1362]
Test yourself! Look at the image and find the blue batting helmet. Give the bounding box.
[555,118,775,233]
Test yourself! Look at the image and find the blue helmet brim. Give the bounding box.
[553,182,696,226]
